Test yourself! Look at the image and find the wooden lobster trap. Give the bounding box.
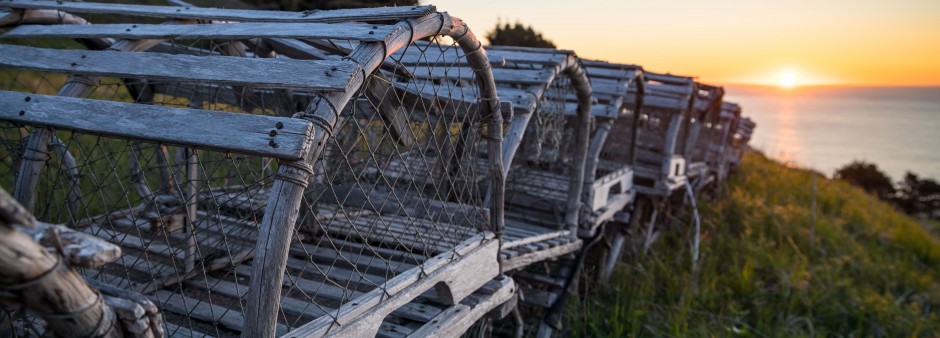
[385,45,596,272]
[621,71,698,197]
[726,115,756,169]
[382,44,603,335]
[683,83,725,192]
[574,59,642,239]
[0,1,513,337]
[709,101,742,183]
[575,59,645,281]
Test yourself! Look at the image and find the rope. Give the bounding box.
[0,255,62,291]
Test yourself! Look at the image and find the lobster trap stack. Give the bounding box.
[0,1,513,336]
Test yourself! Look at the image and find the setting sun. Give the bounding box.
[779,71,798,89]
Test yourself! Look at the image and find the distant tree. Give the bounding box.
[834,161,895,199]
[896,172,940,219]
[239,0,417,12]
[485,21,556,48]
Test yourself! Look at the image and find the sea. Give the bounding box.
[723,85,940,181]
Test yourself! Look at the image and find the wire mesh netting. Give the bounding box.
[0,26,495,336]
[607,78,694,183]
[687,85,724,165]
[502,73,578,226]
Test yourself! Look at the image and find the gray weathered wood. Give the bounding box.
[0,90,314,160]
[407,277,516,337]
[411,66,556,85]
[0,189,121,338]
[0,44,359,91]
[19,221,122,268]
[286,233,500,337]
[4,22,397,42]
[243,12,506,337]
[0,0,435,23]
[501,239,581,272]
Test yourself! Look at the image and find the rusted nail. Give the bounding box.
[269,130,277,137]
[275,122,284,129]
[18,110,25,116]
[269,140,279,148]
[369,31,374,34]
[71,62,77,66]
[24,96,31,102]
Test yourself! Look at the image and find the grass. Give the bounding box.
[567,151,940,337]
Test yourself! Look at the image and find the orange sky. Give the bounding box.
[428,0,940,87]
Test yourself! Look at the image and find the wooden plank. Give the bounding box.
[318,184,489,229]
[150,290,289,335]
[407,278,515,337]
[646,82,694,97]
[0,90,313,160]
[590,77,631,96]
[585,66,641,81]
[502,238,581,271]
[644,72,695,85]
[4,22,398,42]
[185,276,330,319]
[410,66,556,86]
[489,49,567,64]
[636,94,688,112]
[391,48,565,66]
[486,45,574,54]
[286,234,500,337]
[0,0,435,23]
[502,229,571,250]
[580,59,642,70]
[0,44,359,91]
[164,322,215,338]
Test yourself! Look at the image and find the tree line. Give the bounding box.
[835,161,940,220]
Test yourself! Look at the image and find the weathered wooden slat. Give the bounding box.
[585,66,641,81]
[287,233,500,337]
[0,0,435,23]
[4,22,398,42]
[391,47,565,66]
[644,72,695,85]
[580,59,642,69]
[407,278,516,337]
[590,77,631,96]
[0,91,313,160]
[0,44,359,91]
[151,290,289,335]
[410,66,556,85]
[645,81,695,97]
[627,94,687,111]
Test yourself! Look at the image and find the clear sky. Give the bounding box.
[426,0,940,87]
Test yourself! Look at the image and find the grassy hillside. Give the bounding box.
[568,151,940,337]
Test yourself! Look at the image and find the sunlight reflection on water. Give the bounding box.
[725,86,940,180]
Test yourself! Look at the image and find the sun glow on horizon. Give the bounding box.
[779,70,798,89]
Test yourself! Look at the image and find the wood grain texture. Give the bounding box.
[0,90,314,160]
[0,0,435,23]
[4,22,397,42]
[285,234,500,337]
[0,190,120,337]
[407,277,516,337]
[0,44,359,91]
